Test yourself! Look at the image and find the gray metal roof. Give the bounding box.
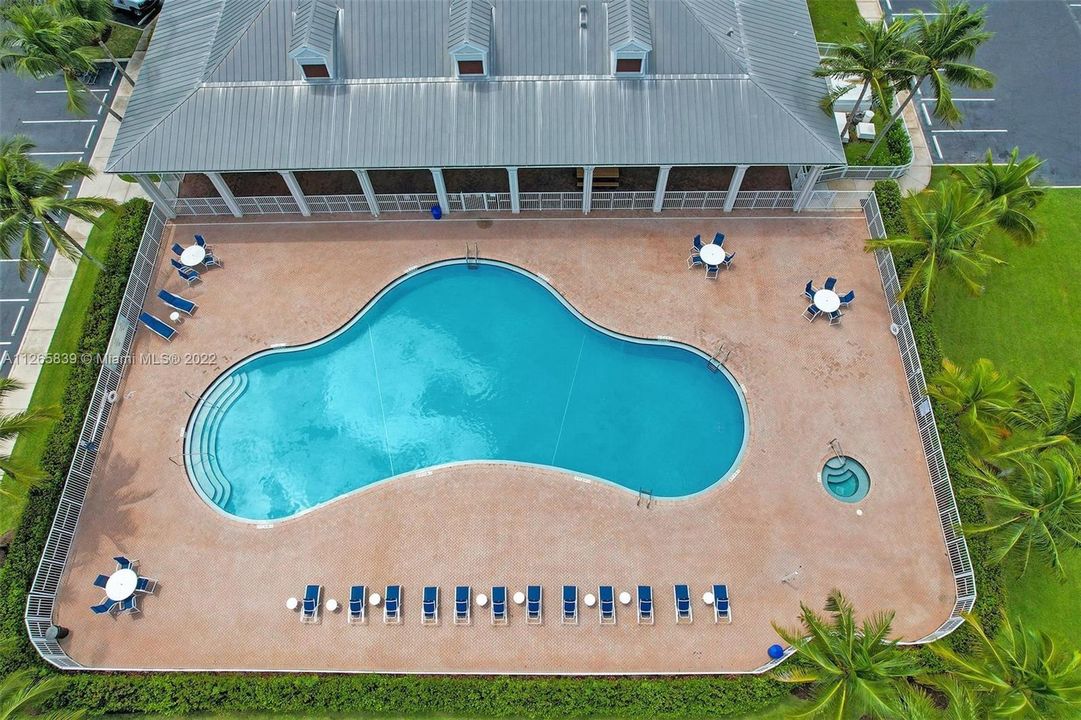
[447,0,492,54]
[288,0,338,56]
[608,0,653,52]
[108,0,844,174]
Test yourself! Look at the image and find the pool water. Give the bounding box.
[186,261,748,520]
[821,456,870,503]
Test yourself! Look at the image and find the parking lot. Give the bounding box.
[882,0,1081,186]
[0,65,122,377]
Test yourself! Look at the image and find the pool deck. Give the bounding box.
[53,211,957,674]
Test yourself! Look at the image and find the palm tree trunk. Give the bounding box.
[841,80,871,140]
[865,75,925,157]
[97,40,136,86]
[88,85,123,122]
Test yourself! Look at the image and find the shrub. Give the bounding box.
[872,180,906,237]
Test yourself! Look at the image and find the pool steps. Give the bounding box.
[190,373,247,508]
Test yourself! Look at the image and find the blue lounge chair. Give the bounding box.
[713,584,731,624]
[491,586,508,625]
[839,289,855,307]
[722,251,735,268]
[139,312,176,341]
[119,595,139,615]
[135,576,157,594]
[687,253,703,269]
[824,276,838,291]
[562,585,578,625]
[384,585,402,624]
[114,556,135,570]
[90,598,117,615]
[301,584,321,623]
[804,304,821,323]
[829,310,844,326]
[349,585,367,624]
[637,585,653,625]
[171,243,184,256]
[93,574,109,589]
[599,585,616,625]
[804,280,816,301]
[713,232,725,246]
[158,289,197,315]
[692,234,704,251]
[454,585,471,625]
[705,264,720,280]
[526,585,543,625]
[674,584,693,623]
[170,258,201,286]
[422,585,439,625]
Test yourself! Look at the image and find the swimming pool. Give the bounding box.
[185,260,748,521]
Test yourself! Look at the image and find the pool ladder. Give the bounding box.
[465,243,480,269]
[828,438,844,463]
[706,344,730,372]
[637,488,654,509]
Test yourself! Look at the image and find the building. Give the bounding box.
[111,0,845,218]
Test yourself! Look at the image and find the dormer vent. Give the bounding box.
[448,0,493,79]
[289,0,339,80]
[580,4,588,29]
[607,0,652,77]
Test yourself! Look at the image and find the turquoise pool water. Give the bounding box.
[821,456,870,503]
[185,260,748,521]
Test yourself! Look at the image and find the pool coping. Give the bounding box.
[183,257,750,525]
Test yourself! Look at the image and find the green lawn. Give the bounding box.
[0,211,119,532]
[807,0,862,43]
[929,187,1081,646]
[86,21,143,60]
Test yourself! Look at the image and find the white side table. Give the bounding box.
[513,591,525,605]
[285,597,298,610]
[476,593,489,607]
[584,593,597,608]
[702,591,715,606]
[618,591,632,606]
[169,311,182,324]
[369,592,382,607]
[326,598,339,613]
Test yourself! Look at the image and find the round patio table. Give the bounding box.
[702,591,715,606]
[513,591,525,605]
[699,243,725,266]
[584,593,596,608]
[285,597,298,610]
[105,568,138,602]
[368,592,382,607]
[618,591,632,606]
[476,593,488,607]
[180,245,206,267]
[813,289,840,313]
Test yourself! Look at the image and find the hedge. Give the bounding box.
[0,200,788,717]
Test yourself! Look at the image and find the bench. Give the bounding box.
[576,167,620,189]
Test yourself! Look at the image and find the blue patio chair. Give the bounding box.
[491,586,508,625]
[687,253,703,269]
[599,585,616,625]
[139,311,176,341]
[829,310,844,326]
[705,264,720,280]
[171,243,184,256]
[119,595,139,615]
[114,556,135,570]
[562,585,578,625]
[93,574,109,589]
[301,584,321,623]
[722,251,735,268]
[804,304,821,323]
[713,584,731,624]
[839,289,855,307]
[454,585,471,625]
[158,289,197,315]
[90,598,117,615]
[804,280,816,301]
[135,576,157,594]
[202,251,224,269]
[422,585,439,625]
[384,585,402,624]
[526,585,543,625]
[824,276,838,291]
[170,258,201,286]
[194,234,210,249]
[349,585,367,624]
[713,232,725,246]
[674,584,693,623]
[692,234,704,250]
[637,585,653,625]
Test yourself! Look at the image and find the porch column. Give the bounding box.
[430,168,450,214]
[353,169,379,217]
[279,171,310,217]
[207,172,242,217]
[793,165,825,213]
[723,164,749,212]
[652,165,672,213]
[507,166,520,214]
[134,174,175,218]
[581,165,594,214]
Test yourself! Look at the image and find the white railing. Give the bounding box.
[863,193,976,642]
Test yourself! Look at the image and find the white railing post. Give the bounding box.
[430,168,450,215]
[507,167,520,214]
[723,165,749,212]
[652,165,671,213]
[279,171,310,217]
[353,170,380,217]
[134,175,176,218]
[206,172,243,218]
[581,166,594,214]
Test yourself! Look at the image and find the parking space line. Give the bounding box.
[34,89,108,94]
[920,104,933,126]
[85,127,96,148]
[27,151,85,156]
[931,136,943,160]
[931,129,1008,133]
[0,298,31,302]
[28,268,41,293]
[20,119,99,124]
[10,307,25,335]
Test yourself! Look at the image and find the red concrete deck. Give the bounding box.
[53,212,956,673]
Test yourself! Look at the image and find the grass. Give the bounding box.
[928,186,1081,647]
[0,210,119,533]
[85,21,143,60]
[807,0,863,43]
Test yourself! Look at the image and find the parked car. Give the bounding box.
[111,0,158,17]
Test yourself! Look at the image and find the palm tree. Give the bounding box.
[866,0,995,157]
[52,0,137,86]
[961,450,1081,578]
[1013,374,1081,446]
[959,148,1047,246]
[0,134,119,277]
[0,667,84,719]
[930,358,1018,453]
[772,590,922,719]
[865,182,1004,312]
[0,3,123,121]
[0,378,58,491]
[930,612,1081,718]
[814,18,913,141]
[897,678,984,720]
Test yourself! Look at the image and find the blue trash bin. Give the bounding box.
[768,644,785,660]
[430,205,443,220]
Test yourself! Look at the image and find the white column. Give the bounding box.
[652,165,672,213]
[134,174,176,218]
[723,164,749,212]
[279,171,311,217]
[507,166,520,214]
[581,165,594,214]
[430,168,450,214]
[353,170,379,216]
[793,165,824,212]
[207,172,242,217]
